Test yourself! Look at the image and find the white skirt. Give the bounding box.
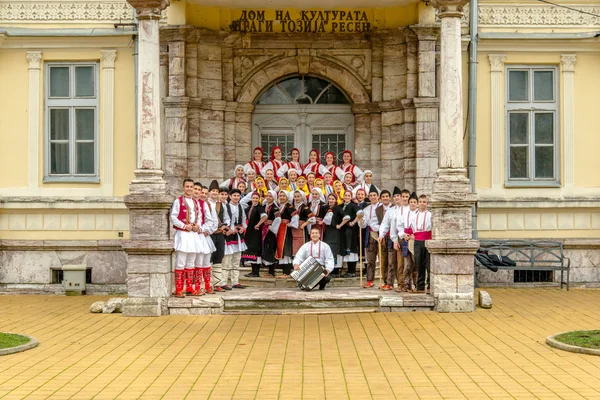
[224,233,248,255]
[174,230,215,254]
[338,253,359,265]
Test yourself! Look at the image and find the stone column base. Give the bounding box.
[427,239,479,313]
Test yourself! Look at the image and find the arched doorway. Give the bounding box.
[252,76,354,164]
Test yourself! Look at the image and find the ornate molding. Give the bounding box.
[127,0,169,20]
[488,54,505,72]
[101,49,117,68]
[26,51,42,69]
[315,49,372,86]
[0,1,167,23]
[561,54,577,72]
[233,49,295,86]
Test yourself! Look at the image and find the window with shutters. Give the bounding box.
[44,62,99,182]
[505,66,559,187]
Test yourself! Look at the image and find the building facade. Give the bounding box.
[1,0,599,305]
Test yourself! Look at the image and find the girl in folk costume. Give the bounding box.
[222,189,248,289]
[208,181,231,293]
[339,190,362,278]
[264,169,279,191]
[170,178,217,297]
[287,169,299,191]
[246,169,257,191]
[296,176,311,200]
[322,172,335,196]
[241,176,268,207]
[237,180,248,195]
[343,171,356,192]
[261,190,281,277]
[353,170,379,197]
[308,188,326,238]
[241,192,268,278]
[291,190,316,251]
[244,146,265,177]
[220,165,246,191]
[275,190,295,278]
[306,172,316,191]
[324,151,345,182]
[332,180,346,205]
[314,178,326,196]
[340,150,364,183]
[278,177,293,202]
[322,193,345,276]
[262,145,285,178]
[303,149,328,178]
[277,147,303,179]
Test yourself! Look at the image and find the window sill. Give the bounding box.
[503,181,561,188]
[43,176,100,184]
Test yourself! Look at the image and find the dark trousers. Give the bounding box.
[366,236,378,282]
[414,240,430,290]
[318,275,332,290]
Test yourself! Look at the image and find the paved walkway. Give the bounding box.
[1,288,600,399]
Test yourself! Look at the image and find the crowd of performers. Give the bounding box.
[170,146,432,297]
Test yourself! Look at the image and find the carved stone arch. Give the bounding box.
[236,56,371,104]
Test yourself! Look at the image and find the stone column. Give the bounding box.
[353,105,372,173]
[100,50,117,197]
[123,0,172,317]
[235,103,254,166]
[427,0,478,313]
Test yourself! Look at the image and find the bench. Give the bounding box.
[475,240,570,290]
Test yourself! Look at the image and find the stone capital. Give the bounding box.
[488,54,506,72]
[409,24,439,41]
[561,54,577,72]
[26,51,42,69]
[430,0,469,17]
[100,49,117,68]
[127,0,169,20]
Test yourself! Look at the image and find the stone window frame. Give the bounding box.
[44,61,100,183]
[504,65,560,188]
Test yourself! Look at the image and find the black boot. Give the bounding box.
[319,275,332,290]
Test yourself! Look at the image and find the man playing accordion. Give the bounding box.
[293,226,335,291]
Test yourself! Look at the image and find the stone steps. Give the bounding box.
[237,275,376,288]
[222,307,381,315]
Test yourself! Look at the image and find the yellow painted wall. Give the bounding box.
[573,53,600,188]
[0,46,136,194]
[475,53,492,189]
[0,50,29,188]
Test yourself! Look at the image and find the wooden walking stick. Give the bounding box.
[359,222,363,288]
[378,239,383,290]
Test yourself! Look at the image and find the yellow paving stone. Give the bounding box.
[0,289,599,399]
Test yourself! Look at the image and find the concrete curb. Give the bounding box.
[0,333,39,356]
[546,332,600,356]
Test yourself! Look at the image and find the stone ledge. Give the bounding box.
[121,240,173,255]
[0,240,124,251]
[426,239,479,254]
[167,297,223,308]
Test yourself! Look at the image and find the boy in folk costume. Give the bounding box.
[293,226,336,291]
[170,178,216,297]
[407,194,432,293]
[393,192,419,292]
[222,189,248,289]
[381,189,411,291]
[208,181,230,293]
[244,146,265,177]
[376,189,395,290]
[360,186,380,288]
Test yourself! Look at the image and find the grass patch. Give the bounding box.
[0,333,30,350]
[554,330,600,350]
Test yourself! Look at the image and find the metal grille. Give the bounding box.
[312,133,346,164]
[514,270,553,283]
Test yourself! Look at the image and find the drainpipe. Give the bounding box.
[468,0,478,240]
[132,11,139,162]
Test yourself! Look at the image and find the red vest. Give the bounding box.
[173,197,205,231]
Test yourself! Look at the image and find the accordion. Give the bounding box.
[291,256,326,290]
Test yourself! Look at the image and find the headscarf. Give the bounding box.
[341,149,353,165]
[267,189,278,202]
[290,147,301,162]
[293,189,306,208]
[324,151,337,165]
[270,145,282,162]
[296,176,310,197]
[311,187,326,204]
[314,178,325,195]
[278,177,290,191]
[355,188,367,202]
[233,164,245,177]
[309,148,321,164]
[254,176,268,198]
[252,146,264,162]
[332,180,345,205]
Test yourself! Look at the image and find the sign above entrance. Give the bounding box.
[230,9,372,34]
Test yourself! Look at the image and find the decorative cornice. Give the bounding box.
[26,51,42,69]
[488,54,505,72]
[100,49,117,68]
[0,1,168,23]
[561,54,577,72]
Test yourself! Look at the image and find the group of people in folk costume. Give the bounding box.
[170,146,432,297]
